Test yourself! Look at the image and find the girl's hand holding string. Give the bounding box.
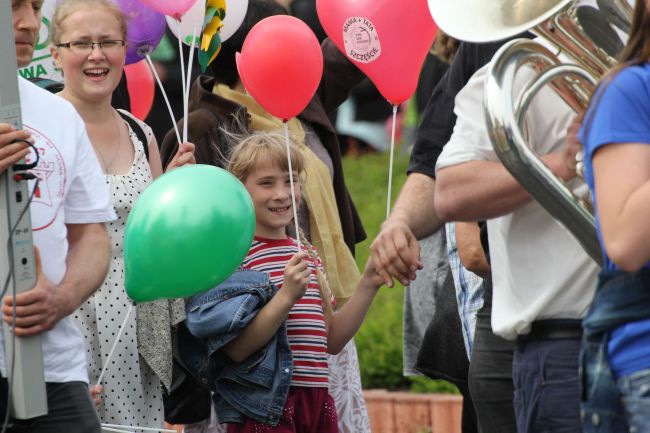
[282,252,310,303]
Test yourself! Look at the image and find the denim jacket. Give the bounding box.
[178,270,293,426]
[580,269,650,432]
[583,269,650,337]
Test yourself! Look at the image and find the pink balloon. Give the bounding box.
[138,0,196,19]
[236,16,324,122]
[317,0,438,105]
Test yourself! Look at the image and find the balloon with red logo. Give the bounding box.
[317,0,437,104]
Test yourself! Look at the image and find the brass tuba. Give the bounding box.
[428,0,633,265]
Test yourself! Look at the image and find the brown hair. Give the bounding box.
[618,0,650,66]
[431,31,459,64]
[226,129,305,182]
[51,0,128,44]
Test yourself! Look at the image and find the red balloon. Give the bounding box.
[124,60,155,121]
[236,16,324,122]
[317,0,438,105]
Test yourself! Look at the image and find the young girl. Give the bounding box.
[579,1,650,432]
[49,0,194,427]
[225,130,383,432]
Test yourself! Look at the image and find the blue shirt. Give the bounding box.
[579,62,650,377]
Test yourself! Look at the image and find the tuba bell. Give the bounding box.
[428,0,633,265]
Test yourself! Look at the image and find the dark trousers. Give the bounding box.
[0,380,101,433]
[512,337,582,433]
[469,311,517,433]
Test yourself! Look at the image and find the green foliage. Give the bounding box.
[343,152,410,390]
[342,151,458,394]
[408,376,459,394]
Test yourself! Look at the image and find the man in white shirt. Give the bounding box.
[0,1,115,431]
[434,57,599,431]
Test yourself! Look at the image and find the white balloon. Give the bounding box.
[167,0,249,46]
[220,0,249,42]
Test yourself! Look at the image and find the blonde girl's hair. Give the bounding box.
[51,0,128,44]
[298,229,334,331]
[226,128,305,182]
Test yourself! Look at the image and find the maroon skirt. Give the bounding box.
[227,387,339,433]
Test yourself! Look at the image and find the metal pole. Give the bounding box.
[0,1,47,419]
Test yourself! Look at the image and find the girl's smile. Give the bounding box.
[244,161,300,239]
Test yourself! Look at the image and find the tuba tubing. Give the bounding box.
[485,39,603,265]
[430,0,632,265]
[515,63,597,130]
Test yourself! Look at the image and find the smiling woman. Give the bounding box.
[47,0,196,430]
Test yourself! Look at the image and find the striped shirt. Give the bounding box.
[241,236,330,387]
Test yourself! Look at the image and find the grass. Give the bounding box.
[342,150,458,394]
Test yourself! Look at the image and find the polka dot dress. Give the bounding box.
[73,118,163,429]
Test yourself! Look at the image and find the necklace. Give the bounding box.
[95,110,124,173]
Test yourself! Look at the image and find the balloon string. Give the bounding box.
[177,20,187,144]
[284,122,301,253]
[183,20,199,143]
[101,423,176,433]
[95,303,134,387]
[101,427,133,433]
[145,55,181,146]
[386,105,398,220]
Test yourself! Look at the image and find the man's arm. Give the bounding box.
[370,173,441,287]
[2,222,110,336]
[454,222,490,278]
[434,113,581,222]
[390,172,443,239]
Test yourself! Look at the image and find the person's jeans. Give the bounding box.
[581,269,650,433]
[580,340,650,433]
[469,311,516,433]
[618,368,650,433]
[512,338,582,433]
[580,330,628,433]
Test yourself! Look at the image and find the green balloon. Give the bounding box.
[124,165,255,303]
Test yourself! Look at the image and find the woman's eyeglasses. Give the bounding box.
[55,40,125,55]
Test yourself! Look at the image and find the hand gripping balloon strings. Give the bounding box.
[145,55,181,145]
[386,104,398,219]
[183,20,199,143]
[95,303,134,387]
[102,423,176,433]
[284,122,301,253]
